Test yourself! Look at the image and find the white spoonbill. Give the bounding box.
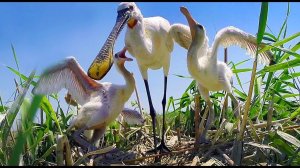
[86,2,191,154]
[33,48,137,150]
[180,6,275,143]
[101,2,192,154]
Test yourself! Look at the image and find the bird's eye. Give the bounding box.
[129,5,134,10]
[197,24,203,29]
[114,54,118,58]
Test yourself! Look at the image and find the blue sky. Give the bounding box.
[0,2,299,114]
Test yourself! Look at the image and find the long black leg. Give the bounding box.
[72,127,97,151]
[144,80,158,156]
[162,76,167,142]
[156,76,171,153]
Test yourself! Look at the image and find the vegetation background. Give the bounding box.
[0,2,299,166]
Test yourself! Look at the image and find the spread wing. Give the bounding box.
[169,23,192,50]
[33,56,101,104]
[211,26,275,65]
[117,108,145,125]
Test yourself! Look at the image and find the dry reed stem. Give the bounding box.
[238,57,258,141]
[198,107,209,136]
[191,156,200,166]
[207,118,289,134]
[56,135,73,166]
[212,119,227,145]
[119,141,233,164]
[220,93,228,123]
[194,94,201,147]
[216,148,234,166]
[247,119,261,142]
[267,94,275,131]
[199,148,214,162]
[74,145,115,166]
[132,73,143,116]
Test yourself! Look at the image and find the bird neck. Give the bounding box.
[127,20,152,55]
[116,62,135,101]
[210,36,222,64]
[188,36,208,60]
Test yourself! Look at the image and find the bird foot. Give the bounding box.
[157,141,171,153]
[71,130,100,153]
[198,134,211,144]
[146,141,171,155]
[87,145,98,152]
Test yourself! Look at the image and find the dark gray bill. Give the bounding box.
[87,8,131,80]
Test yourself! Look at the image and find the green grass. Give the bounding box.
[0,2,299,166]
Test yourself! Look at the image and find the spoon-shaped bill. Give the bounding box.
[88,8,131,80]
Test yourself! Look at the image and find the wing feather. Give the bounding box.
[117,108,145,125]
[211,26,275,65]
[169,23,192,50]
[33,56,101,104]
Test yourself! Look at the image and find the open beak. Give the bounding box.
[87,8,131,80]
[115,47,133,62]
[180,6,197,40]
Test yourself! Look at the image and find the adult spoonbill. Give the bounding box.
[87,2,192,154]
[33,49,138,150]
[180,6,275,143]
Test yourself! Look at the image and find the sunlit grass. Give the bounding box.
[0,2,299,166]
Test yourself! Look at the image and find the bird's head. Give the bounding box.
[117,2,143,29]
[114,48,133,65]
[86,2,136,81]
[180,6,206,43]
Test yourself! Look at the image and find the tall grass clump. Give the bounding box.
[0,2,299,166]
[162,2,300,166]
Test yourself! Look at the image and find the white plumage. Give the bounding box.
[33,50,137,150]
[117,2,193,153]
[117,108,145,125]
[33,57,97,105]
[169,23,192,50]
[179,6,274,143]
[212,26,273,65]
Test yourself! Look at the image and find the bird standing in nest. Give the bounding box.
[180,6,275,143]
[90,2,192,154]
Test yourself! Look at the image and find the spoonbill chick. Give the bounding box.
[33,48,136,150]
[180,6,275,143]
